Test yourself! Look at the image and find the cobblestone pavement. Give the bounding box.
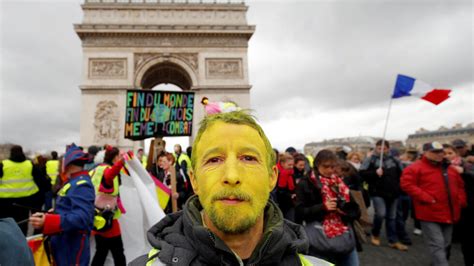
[358,218,464,266]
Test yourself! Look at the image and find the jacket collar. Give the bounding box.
[70,170,89,179]
[421,156,442,166]
[147,195,308,265]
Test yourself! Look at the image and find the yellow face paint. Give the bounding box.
[191,121,278,234]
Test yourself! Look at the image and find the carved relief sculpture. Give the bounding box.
[89,58,127,79]
[175,53,198,70]
[206,58,243,79]
[94,100,120,144]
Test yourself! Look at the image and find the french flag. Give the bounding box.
[392,74,451,105]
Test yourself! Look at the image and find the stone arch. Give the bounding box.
[76,1,254,150]
[134,56,198,90]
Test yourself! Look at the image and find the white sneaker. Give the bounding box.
[413,229,422,236]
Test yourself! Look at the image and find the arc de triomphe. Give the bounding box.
[74,0,255,149]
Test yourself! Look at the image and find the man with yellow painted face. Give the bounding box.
[130,110,332,266]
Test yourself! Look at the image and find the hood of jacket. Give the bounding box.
[147,195,309,266]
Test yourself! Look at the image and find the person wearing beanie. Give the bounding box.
[29,143,95,266]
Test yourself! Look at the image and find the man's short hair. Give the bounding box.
[376,139,390,148]
[158,152,175,165]
[87,146,99,156]
[191,110,275,175]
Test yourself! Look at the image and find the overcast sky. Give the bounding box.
[0,0,472,153]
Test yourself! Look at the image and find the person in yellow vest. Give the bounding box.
[0,145,40,235]
[137,148,148,169]
[173,144,193,198]
[46,151,60,186]
[90,146,130,266]
[45,151,60,210]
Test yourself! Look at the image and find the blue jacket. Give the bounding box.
[43,171,95,266]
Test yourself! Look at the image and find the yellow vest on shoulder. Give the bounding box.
[0,160,38,198]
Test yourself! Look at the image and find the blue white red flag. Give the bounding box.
[392,74,451,105]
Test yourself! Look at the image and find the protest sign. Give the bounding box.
[124,90,195,140]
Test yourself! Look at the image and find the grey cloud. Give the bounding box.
[1,1,83,150]
[0,0,472,152]
[247,1,472,120]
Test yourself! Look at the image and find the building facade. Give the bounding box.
[304,136,379,157]
[406,123,474,150]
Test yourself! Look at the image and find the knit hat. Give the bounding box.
[285,147,297,154]
[63,143,89,167]
[452,139,467,148]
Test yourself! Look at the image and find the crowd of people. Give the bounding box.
[0,115,473,265]
[271,138,473,266]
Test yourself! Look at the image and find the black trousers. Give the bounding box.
[0,197,34,236]
[460,207,474,266]
[91,234,126,266]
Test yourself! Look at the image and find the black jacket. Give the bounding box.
[294,177,325,225]
[295,175,362,253]
[359,154,403,199]
[460,160,474,209]
[295,176,360,224]
[130,196,310,266]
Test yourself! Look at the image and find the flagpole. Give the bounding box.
[379,96,394,170]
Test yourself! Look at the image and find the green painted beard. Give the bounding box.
[202,190,269,234]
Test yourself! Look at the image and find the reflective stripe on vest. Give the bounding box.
[144,248,333,266]
[46,160,59,185]
[0,160,38,198]
[90,164,121,219]
[298,253,334,266]
[146,248,161,266]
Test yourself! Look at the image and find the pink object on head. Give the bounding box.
[204,102,222,115]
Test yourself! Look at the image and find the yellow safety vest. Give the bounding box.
[0,160,39,198]
[306,155,314,168]
[145,248,333,266]
[46,160,59,185]
[141,156,148,169]
[89,164,121,219]
[175,153,192,178]
[177,154,192,170]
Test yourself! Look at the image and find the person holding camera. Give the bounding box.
[296,149,360,266]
